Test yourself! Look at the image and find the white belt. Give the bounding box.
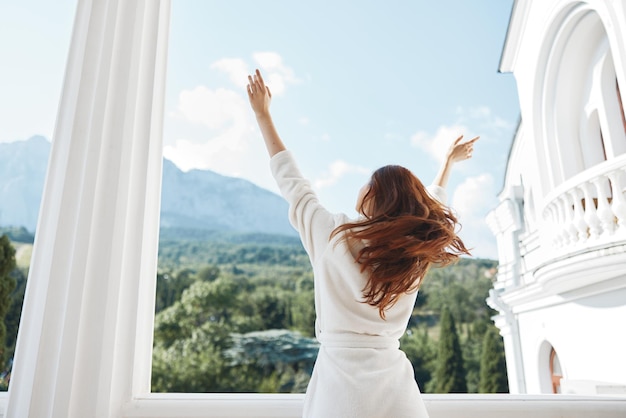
[318,333,400,349]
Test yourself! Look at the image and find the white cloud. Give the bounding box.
[252,52,301,96]
[452,173,495,217]
[163,123,252,173]
[206,52,300,97]
[210,58,250,90]
[173,86,249,130]
[410,124,469,163]
[451,173,498,259]
[314,160,370,189]
[165,83,261,178]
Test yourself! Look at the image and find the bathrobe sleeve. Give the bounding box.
[270,150,342,262]
[270,150,448,261]
[426,184,447,205]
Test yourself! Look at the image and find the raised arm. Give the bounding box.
[432,135,479,189]
[247,69,286,157]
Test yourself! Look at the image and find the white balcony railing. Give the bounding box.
[2,388,626,417]
[542,155,626,253]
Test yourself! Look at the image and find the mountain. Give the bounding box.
[160,158,295,236]
[0,136,296,237]
[0,136,50,231]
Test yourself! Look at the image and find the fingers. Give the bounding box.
[454,135,479,159]
[247,69,268,97]
[451,135,478,160]
[465,140,475,158]
[255,68,266,90]
[454,135,479,146]
[247,74,256,95]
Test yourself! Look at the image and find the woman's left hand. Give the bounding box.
[446,135,479,163]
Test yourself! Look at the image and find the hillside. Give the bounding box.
[2,230,504,394]
[151,238,502,394]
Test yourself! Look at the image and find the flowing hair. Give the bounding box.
[331,165,470,318]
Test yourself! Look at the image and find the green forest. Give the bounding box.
[0,226,508,394]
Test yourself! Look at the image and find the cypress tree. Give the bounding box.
[434,306,467,393]
[479,327,509,393]
[0,235,17,367]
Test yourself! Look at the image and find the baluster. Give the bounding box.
[561,193,578,244]
[592,175,615,235]
[582,181,602,239]
[608,169,626,229]
[551,203,563,247]
[569,188,588,242]
[543,203,560,247]
[555,196,569,246]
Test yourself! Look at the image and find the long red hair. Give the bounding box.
[331,165,470,318]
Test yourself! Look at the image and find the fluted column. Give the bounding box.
[6,0,170,417]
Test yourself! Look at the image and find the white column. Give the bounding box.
[6,0,170,417]
[488,291,527,394]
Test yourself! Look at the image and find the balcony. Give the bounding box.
[490,154,626,300]
[1,392,625,417]
[542,154,626,257]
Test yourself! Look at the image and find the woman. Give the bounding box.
[247,69,475,417]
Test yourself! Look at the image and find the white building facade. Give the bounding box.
[488,0,626,396]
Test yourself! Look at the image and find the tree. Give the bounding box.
[197,265,220,282]
[3,268,26,364]
[249,288,289,330]
[289,289,315,337]
[152,278,242,393]
[432,306,467,393]
[154,270,195,313]
[0,235,17,370]
[400,325,436,392]
[479,327,509,393]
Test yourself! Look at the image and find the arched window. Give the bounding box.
[618,79,626,136]
[540,8,625,187]
[549,347,563,394]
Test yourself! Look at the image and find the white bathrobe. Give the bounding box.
[271,150,442,418]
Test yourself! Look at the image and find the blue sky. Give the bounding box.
[1,1,519,259]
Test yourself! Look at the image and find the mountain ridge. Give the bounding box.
[0,136,296,238]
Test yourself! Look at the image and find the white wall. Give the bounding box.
[517,286,626,394]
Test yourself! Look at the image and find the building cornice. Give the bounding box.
[499,0,532,73]
[496,242,626,313]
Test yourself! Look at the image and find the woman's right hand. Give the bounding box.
[247,69,272,117]
[247,69,286,157]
